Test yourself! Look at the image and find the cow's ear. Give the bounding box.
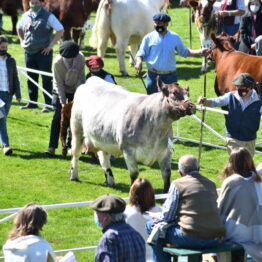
[210,32,216,41]
[157,76,169,96]
[188,0,198,9]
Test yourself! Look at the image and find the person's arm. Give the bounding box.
[187,48,210,57]
[54,60,67,105]
[198,92,231,107]
[12,58,21,102]
[42,14,64,55]
[135,56,143,74]
[154,182,180,224]
[239,15,254,49]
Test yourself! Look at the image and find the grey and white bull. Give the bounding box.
[69,76,196,192]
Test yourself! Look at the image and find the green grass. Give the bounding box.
[0,4,261,262]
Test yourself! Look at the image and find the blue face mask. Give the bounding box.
[94,213,103,227]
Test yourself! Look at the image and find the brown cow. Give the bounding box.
[22,0,100,45]
[0,0,23,34]
[209,32,262,96]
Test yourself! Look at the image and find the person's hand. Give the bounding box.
[56,256,63,261]
[251,43,256,50]
[41,46,52,55]
[215,10,228,18]
[201,48,211,57]
[61,104,65,108]
[134,61,142,74]
[197,96,207,105]
[16,98,21,103]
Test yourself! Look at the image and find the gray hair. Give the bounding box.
[178,156,199,174]
[108,212,126,223]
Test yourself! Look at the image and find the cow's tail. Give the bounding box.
[89,0,111,49]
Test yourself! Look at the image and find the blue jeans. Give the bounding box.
[146,70,178,95]
[0,91,12,147]
[146,220,221,262]
[25,50,53,105]
[219,24,239,36]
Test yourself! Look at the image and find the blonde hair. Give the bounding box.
[9,203,47,240]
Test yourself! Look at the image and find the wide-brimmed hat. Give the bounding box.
[86,55,104,69]
[232,73,256,87]
[153,12,171,22]
[59,41,79,58]
[91,194,126,213]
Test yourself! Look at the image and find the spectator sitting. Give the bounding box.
[217,147,262,262]
[239,0,262,56]
[91,193,146,262]
[86,55,117,84]
[0,35,21,156]
[125,178,162,261]
[146,155,225,262]
[45,40,85,156]
[3,202,57,262]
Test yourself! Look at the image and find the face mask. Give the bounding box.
[237,88,249,97]
[250,4,260,12]
[155,25,165,33]
[94,213,103,227]
[65,59,73,65]
[0,50,7,56]
[30,3,41,12]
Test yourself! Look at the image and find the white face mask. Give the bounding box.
[250,4,260,13]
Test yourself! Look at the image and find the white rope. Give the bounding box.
[21,98,53,109]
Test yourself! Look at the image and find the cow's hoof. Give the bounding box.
[62,147,68,157]
[70,177,80,182]
[120,71,129,77]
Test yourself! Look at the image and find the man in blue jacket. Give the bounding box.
[198,73,262,156]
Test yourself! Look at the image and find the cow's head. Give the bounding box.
[208,32,236,63]
[157,77,196,120]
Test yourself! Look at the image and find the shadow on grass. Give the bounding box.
[9,116,49,128]
[174,140,225,152]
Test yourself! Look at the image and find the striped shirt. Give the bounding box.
[0,57,9,92]
[95,221,145,262]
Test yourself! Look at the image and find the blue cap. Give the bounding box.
[153,12,171,22]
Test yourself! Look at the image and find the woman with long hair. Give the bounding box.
[218,147,262,261]
[3,202,56,262]
[125,178,161,261]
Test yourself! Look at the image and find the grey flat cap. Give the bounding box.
[153,12,171,22]
[232,73,256,87]
[91,194,126,213]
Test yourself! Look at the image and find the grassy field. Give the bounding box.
[0,4,261,261]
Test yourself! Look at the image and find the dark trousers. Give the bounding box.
[48,92,74,149]
[25,50,53,105]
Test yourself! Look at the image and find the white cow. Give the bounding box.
[69,76,196,192]
[89,0,167,76]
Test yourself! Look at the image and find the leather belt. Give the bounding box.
[149,68,176,74]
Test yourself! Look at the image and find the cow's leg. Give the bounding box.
[79,32,85,50]
[63,26,71,40]
[158,152,172,193]
[72,29,81,45]
[129,44,139,67]
[115,39,129,76]
[11,15,18,35]
[69,122,83,181]
[123,151,139,185]
[97,35,108,58]
[97,151,115,187]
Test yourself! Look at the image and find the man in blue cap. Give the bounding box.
[198,72,262,156]
[135,12,209,94]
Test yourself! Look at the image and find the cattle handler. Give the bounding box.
[135,12,210,94]
[198,72,262,156]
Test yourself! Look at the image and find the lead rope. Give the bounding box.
[198,57,207,164]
